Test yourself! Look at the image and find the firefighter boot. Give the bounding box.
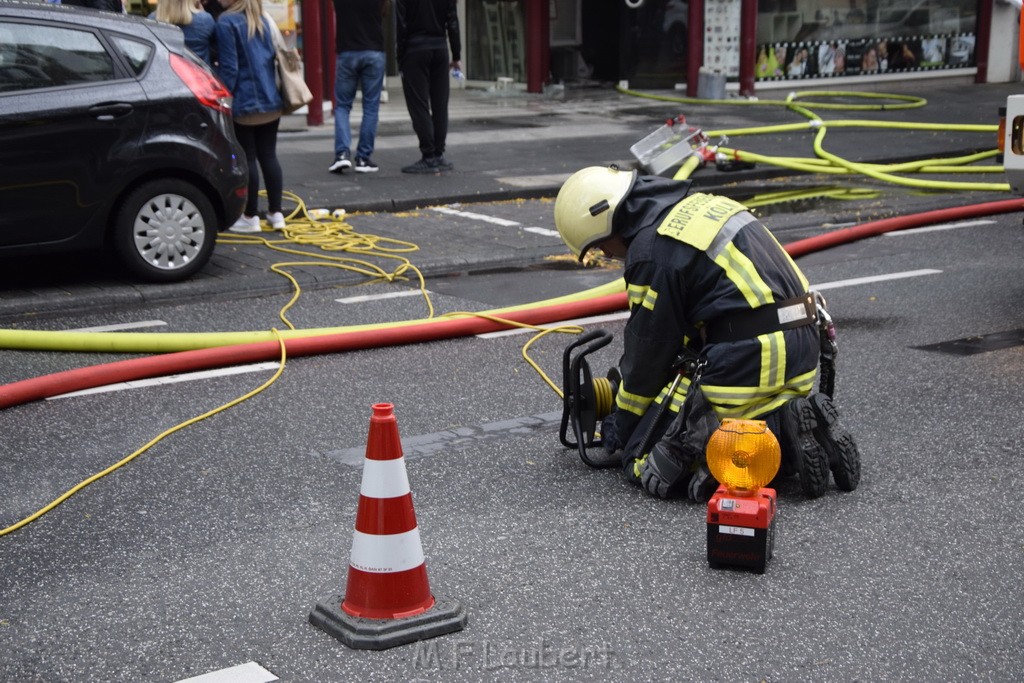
[808,393,861,492]
[780,397,830,498]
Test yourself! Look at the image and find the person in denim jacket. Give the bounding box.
[215,0,286,232]
[150,0,216,67]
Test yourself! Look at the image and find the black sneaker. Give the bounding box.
[432,155,454,171]
[354,157,378,173]
[328,151,352,173]
[401,157,440,174]
[808,393,861,492]
[781,397,830,498]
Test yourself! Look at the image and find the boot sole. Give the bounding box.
[784,398,830,498]
[809,394,861,492]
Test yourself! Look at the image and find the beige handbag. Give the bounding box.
[265,14,313,115]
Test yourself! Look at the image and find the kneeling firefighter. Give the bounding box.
[554,166,860,500]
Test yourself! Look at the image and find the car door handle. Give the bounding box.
[89,102,133,121]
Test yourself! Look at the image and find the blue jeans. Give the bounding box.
[334,50,385,160]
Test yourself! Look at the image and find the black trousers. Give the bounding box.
[400,47,450,159]
[233,118,283,216]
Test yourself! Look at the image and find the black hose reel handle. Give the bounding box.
[558,329,617,469]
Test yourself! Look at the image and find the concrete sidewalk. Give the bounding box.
[273,75,1017,214]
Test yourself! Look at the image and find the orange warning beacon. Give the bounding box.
[705,419,781,574]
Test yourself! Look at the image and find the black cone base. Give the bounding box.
[309,594,467,650]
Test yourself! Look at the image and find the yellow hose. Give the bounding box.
[0,279,627,353]
[620,86,1005,193]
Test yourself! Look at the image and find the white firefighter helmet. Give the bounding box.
[554,166,637,261]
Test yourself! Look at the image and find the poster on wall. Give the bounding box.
[265,0,295,32]
[755,33,975,80]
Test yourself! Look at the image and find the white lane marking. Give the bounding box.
[813,269,942,291]
[175,662,278,683]
[496,172,574,188]
[430,207,560,238]
[336,290,425,304]
[478,311,630,338]
[46,362,280,400]
[883,219,996,236]
[67,320,168,333]
[431,207,520,226]
[523,226,560,237]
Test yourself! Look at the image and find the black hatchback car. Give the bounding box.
[0,1,247,282]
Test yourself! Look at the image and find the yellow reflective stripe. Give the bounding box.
[701,368,817,405]
[641,288,657,311]
[759,331,785,388]
[633,453,648,477]
[655,193,747,250]
[616,387,654,417]
[713,243,775,309]
[712,389,806,420]
[626,284,657,311]
[650,375,691,413]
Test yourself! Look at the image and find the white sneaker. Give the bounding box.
[267,211,286,230]
[229,214,261,233]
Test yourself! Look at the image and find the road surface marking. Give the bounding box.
[523,226,560,237]
[430,207,560,238]
[813,269,942,290]
[46,363,280,400]
[67,320,167,333]
[431,207,520,226]
[336,290,426,303]
[174,662,278,683]
[883,219,996,236]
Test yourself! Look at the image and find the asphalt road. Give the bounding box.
[1,193,1023,681]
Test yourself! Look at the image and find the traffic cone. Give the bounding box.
[309,403,466,650]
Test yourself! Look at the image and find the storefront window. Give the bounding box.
[466,0,526,82]
[755,0,977,79]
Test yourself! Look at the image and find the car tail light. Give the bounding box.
[170,53,233,115]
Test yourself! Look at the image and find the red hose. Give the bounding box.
[3,197,1023,411]
[0,293,628,410]
[783,198,1024,258]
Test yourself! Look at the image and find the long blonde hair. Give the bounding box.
[155,0,199,26]
[225,0,267,39]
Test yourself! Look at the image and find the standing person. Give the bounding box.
[150,0,216,67]
[328,0,387,175]
[396,0,461,174]
[553,166,860,500]
[215,0,286,232]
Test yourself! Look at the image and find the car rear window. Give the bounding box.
[109,35,154,76]
[0,21,115,93]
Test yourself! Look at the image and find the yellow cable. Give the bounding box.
[0,330,289,537]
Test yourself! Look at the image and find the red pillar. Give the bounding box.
[524,0,550,94]
[974,0,992,83]
[686,0,704,97]
[738,0,756,96]
[301,0,325,125]
[323,0,336,115]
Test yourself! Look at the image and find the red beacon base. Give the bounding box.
[706,484,777,574]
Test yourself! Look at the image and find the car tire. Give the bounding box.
[113,179,217,283]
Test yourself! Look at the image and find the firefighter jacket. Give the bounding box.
[609,177,819,447]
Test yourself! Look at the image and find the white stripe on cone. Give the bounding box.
[349,528,425,573]
[359,457,411,499]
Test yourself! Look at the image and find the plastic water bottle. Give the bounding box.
[450,67,464,81]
